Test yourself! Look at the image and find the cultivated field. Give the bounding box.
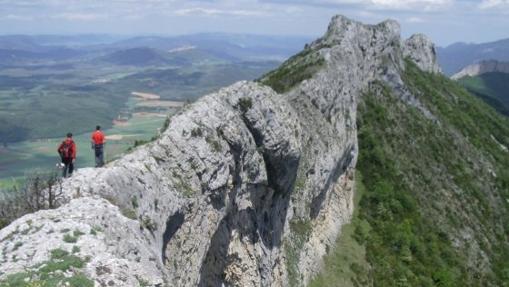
[0,110,169,188]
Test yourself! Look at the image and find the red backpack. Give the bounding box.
[59,140,73,160]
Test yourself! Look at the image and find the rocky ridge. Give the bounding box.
[452,59,509,80]
[0,15,440,286]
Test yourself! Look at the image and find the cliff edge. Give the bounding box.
[0,15,440,287]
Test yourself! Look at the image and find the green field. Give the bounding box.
[0,61,279,144]
[0,110,168,188]
[0,57,278,189]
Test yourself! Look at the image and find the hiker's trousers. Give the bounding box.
[62,158,74,178]
[94,144,104,167]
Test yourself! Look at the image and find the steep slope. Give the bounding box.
[311,60,509,286]
[459,73,509,117]
[453,61,509,116]
[2,15,505,287]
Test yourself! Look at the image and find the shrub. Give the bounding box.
[237,97,253,113]
[63,233,78,243]
[0,171,63,231]
[191,127,203,137]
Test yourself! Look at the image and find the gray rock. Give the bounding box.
[0,15,440,287]
[403,33,442,74]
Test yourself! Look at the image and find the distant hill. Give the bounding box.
[0,34,128,49]
[456,70,509,116]
[0,35,41,51]
[98,46,235,67]
[111,33,312,61]
[452,60,509,79]
[437,38,509,75]
[100,47,171,66]
[453,60,509,116]
[0,33,311,67]
[0,47,85,66]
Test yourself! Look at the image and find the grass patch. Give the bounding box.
[205,135,222,153]
[121,208,137,220]
[237,97,253,113]
[309,172,371,287]
[259,48,325,93]
[285,218,313,286]
[191,127,203,137]
[141,216,157,233]
[131,196,139,209]
[63,230,84,243]
[90,226,102,236]
[0,248,93,286]
[12,242,23,251]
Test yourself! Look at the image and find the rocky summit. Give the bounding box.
[0,15,440,286]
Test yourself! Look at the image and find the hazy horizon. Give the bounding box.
[0,31,507,48]
[1,0,509,46]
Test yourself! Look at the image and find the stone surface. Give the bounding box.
[403,33,442,74]
[0,15,441,287]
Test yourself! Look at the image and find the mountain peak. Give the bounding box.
[317,15,400,48]
[403,33,441,74]
[311,15,439,75]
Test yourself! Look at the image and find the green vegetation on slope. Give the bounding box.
[457,72,509,116]
[309,173,371,287]
[312,61,509,286]
[0,248,93,287]
[259,48,325,93]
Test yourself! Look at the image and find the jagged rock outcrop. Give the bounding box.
[0,15,440,286]
[451,59,509,79]
[403,34,441,74]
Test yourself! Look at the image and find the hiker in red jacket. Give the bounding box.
[58,133,77,177]
[91,125,105,167]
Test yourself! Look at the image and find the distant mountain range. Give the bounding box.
[437,38,509,75]
[0,33,296,144]
[0,33,312,67]
[452,60,509,79]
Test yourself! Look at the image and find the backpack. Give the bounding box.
[59,140,73,160]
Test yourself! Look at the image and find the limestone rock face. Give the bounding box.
[0,15,440,286]
[403,34,442,74]
[451,59,509,79]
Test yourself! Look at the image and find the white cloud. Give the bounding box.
[406,16,425,23]
[51,13,108,21]
[369,0,453,10]
[3,14,34,21]
[174,7,269,17]
[479,0,509,9]
[267,0,453,10]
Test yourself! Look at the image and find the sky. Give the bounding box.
[0,0,508,46]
